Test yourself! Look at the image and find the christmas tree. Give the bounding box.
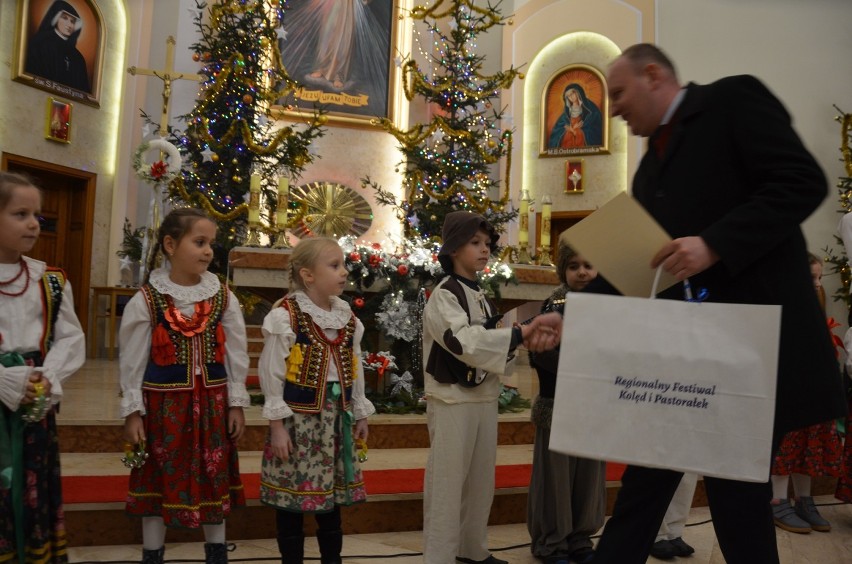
[168,0,326,272]
[366,0,523,239]
[822,108,852,310]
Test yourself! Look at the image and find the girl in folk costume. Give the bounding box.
[119,209,249,564]
[258,237,374,564]
[769,253,843,534]
[0,171,85,564]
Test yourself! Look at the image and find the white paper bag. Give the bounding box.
[550,292,781,482]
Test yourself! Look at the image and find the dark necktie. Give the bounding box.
[651,122,674,158]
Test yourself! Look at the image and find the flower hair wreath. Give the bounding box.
[133,138,182,184]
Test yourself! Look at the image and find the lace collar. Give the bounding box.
[289,291,352,329]
[149,268,220,302]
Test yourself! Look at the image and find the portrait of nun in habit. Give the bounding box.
[277,0,393,119]
[24,0,92,94]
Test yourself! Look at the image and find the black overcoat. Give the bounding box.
[632,75,846,434]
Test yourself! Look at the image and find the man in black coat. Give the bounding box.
[588,43,847,564]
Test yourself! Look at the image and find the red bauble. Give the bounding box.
[349,251,361,262]
[353,297,365,309]
[243,94,254,104]
[397,264,409,276]
[192,53,201,62]
[368,255,382,267]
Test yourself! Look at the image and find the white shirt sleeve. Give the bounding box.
[223,289,250,407]
[351,318,375,420]
[0,366,31,411]
[258,306,296,420]
[118,291,151,418]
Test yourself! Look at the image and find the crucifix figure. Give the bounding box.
[128,36,202,136]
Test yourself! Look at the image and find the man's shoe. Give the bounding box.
[772,499,811,534]
[456,556,508,564]
[649,540,678,560]
[569,547,595,564]
[794,496,831,532]
[668,537,695,557]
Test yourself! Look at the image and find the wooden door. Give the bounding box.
[2,153,96,334]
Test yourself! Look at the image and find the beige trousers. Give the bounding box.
[656,473,699,541]
[423,399,498,563]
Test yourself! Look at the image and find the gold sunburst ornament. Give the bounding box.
[290,182,373,239]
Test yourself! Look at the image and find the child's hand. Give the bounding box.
[228,407,245,441]
[354,418,369,442]
[124,412,146,444]
[524,312,562,352]
[21,372,51,405]
[269,420,293,461]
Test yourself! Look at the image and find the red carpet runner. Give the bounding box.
[62,463,627,504]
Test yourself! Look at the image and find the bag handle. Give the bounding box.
[651,266,706,302]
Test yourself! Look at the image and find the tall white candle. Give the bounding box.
[541,195,552,247]
[518,189,530,245]
[277,177,289,228]
[248,174,261,223]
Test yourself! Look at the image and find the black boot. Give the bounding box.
[204,542,229,564]
[316,529,343,564]
[277,533,305,564]
[141,547,164,564]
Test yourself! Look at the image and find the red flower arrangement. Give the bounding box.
[150,161,168,180]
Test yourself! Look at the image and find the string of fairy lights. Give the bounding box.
[374,0,523,238]
[168,0,324,232]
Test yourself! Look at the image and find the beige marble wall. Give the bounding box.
[502,0,655,247]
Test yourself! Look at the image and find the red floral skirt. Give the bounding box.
[126,384,244,528]
[771,419,843,477]
[835,398,852,502]
[0,409,68,564]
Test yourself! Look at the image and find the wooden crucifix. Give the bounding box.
[128,36,203,136]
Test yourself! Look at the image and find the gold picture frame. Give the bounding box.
[540,64,609,157]
[45,97,72,143]
[271,0,401,128]
[13,0,106,108]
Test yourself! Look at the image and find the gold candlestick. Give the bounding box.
[538,244,554,266]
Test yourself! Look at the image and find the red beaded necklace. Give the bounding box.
[0,259,30,297]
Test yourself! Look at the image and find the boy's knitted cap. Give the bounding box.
[438,211,499,258]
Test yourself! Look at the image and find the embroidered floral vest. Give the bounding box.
[38,267,66,358]
[282,297,357,414]
[141,283,228,391]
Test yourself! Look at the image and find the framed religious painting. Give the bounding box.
[45,97,72,143]
[13,0,105,107]
[271,0,400,128]
[540,64,609,157]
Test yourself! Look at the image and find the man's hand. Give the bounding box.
[651,236,720,280]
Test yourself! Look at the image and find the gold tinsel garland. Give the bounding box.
[840,111,852,178]
[170,175,310,230]
[400,60,521,103]
[411,0,503,26]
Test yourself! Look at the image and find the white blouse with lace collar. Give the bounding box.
[148,268,220,303]
[258,291,375,421]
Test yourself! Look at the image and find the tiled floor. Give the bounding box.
[66,499,852,563]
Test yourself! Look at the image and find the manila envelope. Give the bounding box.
[559,192,679,297]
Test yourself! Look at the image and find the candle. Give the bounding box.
[248,174,261,224]
[528,208,536,249]
[518,189,530,245]
[541,195,552,247]
[277,177,289,228]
